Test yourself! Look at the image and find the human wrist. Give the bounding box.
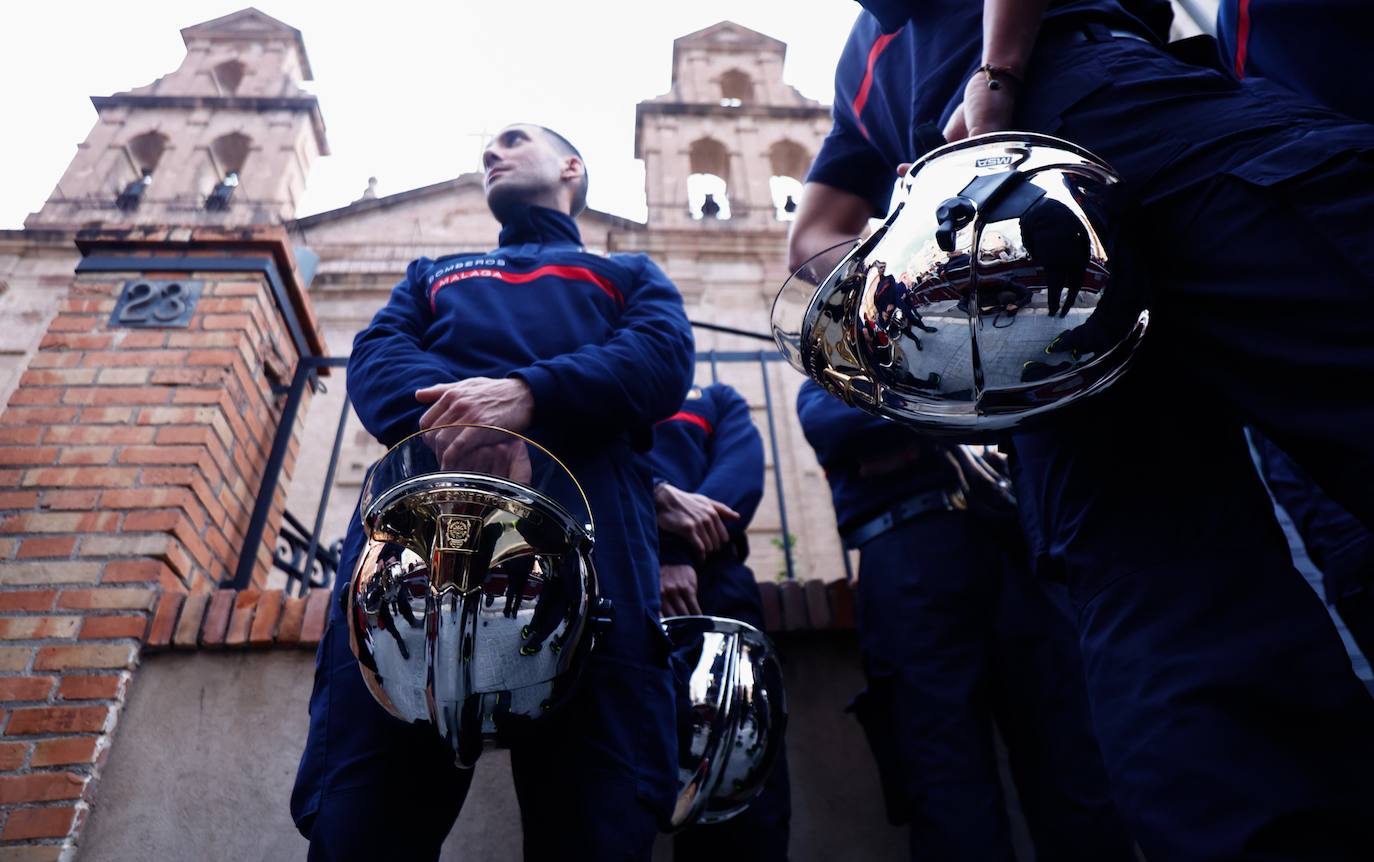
[653,481,674,505]
[974,62,1024,92]
[980,0,1046,87]
[506,369,547,426]
[503,377,534,429]
[508,376,533,407]
[980,45,1029,76]
[978,61,1022,94]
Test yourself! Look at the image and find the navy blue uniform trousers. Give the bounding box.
[852,509,1132,862]
[1252,430,1374,668]
[672,556,791,862]
[291,450,678,862]
[985,27,1374,860]
[1009,356,1374,860]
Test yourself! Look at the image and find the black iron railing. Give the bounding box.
[233,326,808,594]
[693,347,796,582]
[230,355,347,593]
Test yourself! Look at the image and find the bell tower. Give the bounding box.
[634,21,830,230]
[26,7,329,229]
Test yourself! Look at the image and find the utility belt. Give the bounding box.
[1042,18,1155,46]
[1045,19,1230,79]
[840,488,966,550]
[1067,24,1152,45]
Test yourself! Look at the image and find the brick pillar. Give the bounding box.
[0,226,324,857]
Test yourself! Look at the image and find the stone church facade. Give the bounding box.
[0,10,912,859]
[2,8,849,593]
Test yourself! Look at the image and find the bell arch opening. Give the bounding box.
[205,132,252,211]
[719,68,754,106]
[127,131,169,175]
[688,138,732,220]
[768,140,811,221]
[113,131,169,210]
[213,59,247,95]
[210,131,252,176]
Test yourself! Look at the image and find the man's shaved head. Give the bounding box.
[533,126,589,216]
[481,124,589,222]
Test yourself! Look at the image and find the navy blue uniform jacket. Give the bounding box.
[852,0,1374,204]
[802,16,965,527]
[855,1,1172,132]
[317,205,694,819]
[1217,0,1374,126]
[806,11,916,216]
[350,205,693,455]
[648,384,764,565]
[346,204,693,626]
[1252,432,1374,602]
[811,2,1170,204]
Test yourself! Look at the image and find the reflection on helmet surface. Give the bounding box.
[772,133,1149,434]
[346,433,791,832]
[666,616,787,830]
[347,426,603,768]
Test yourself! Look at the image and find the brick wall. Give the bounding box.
[0,226,322,859]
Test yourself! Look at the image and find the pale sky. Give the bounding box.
[0,1,866,228]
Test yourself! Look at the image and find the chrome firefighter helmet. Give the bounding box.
[347,424,609,768]
[666,615,787,829]
[773,132,1148,434]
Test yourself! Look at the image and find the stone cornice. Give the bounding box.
[91,94,330,155]
[634,101,831,158]
[636,101,831,122]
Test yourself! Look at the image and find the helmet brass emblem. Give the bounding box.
[436,514,480,553]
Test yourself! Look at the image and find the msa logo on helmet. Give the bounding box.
[975,155,1015,168]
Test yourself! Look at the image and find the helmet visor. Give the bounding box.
[771,239,861,374]
[360,424,594,544]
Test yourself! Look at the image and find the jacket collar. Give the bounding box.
[497,205,583,250]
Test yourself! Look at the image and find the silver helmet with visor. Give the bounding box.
[346,423,606,768]
[346,423,789,831]
[772,132,1148,434]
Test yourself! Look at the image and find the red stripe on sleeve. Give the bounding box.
[1233,0,1252,79]
[656,411,713,434]
[851,31,900,142]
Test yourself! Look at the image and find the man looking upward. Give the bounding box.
[291,124,694,861]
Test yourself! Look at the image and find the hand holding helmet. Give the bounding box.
[772,132,1148,434]
[348,423,788,833]
[945,64,1020,141]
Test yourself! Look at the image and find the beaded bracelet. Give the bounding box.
[976,63,1024,92]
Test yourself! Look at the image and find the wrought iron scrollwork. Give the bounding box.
[274,509,341,592]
